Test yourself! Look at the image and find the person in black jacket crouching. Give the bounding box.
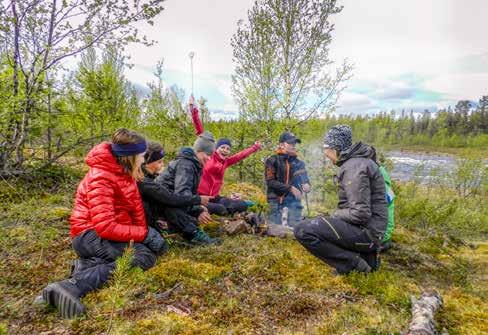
[155,133,221,245]
[294,125,387,274]
[138,141,215,245]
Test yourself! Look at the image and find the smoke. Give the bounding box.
[299,139,338,208]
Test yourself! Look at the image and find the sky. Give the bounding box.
[123,0,488,118]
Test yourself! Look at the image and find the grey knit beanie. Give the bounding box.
[323,125,352,152]
[193,131,215,155]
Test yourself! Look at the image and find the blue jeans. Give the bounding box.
[267,198,303,228]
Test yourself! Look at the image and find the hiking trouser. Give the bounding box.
[207,196,248,216]
[267,199,303,228]
[294,216,378,274]
[69,229,166,296]
[163,207,199,239]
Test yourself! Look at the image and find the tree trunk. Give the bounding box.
[407,290,444,335]
[0,0,21,172]
[46,80,53,161]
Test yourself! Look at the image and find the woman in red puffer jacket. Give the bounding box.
[39,129,167,319]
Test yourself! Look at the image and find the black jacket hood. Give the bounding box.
[177,147,201,168]
[337,142,377,167]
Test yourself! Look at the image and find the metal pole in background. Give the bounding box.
[188,51,195,96]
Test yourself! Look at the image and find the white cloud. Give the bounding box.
[116,0,488,117]
[336,92,377,114]
[424,73,488,101]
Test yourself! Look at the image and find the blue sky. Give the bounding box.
[122,0,488,118]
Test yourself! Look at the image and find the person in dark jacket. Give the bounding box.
[265,131,311,227]
[38,129,167,318]
[294,125,388,274]
[138,142,212,233]
[156,132,221,245]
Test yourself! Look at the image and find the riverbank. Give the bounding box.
[381,144,488,158]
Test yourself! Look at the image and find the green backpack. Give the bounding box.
[379,166,395,242]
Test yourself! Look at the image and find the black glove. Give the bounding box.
[143,227,167,254]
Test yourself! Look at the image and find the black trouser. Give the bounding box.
[163,207,200,239]
[294,216,378,274]
[69,229,166,296]
[206,196,248,216]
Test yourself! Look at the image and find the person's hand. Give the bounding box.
[301,183,311,193]
[200,196,213,206]
[254,141,262,150]
[290,186,302,200]
[188,94,195,107]
[230,192,241,200]
[198,211,213,225]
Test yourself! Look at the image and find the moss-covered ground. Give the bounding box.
[0,168,486,334]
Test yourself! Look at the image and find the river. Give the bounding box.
[387,150,458,182]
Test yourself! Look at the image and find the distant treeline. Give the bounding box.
[341,98,488,148]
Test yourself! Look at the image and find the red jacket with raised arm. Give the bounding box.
[70,142,148,242]
[198,144,261,196]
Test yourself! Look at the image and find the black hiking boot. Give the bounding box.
[354,257,372,273]
[190,229,222,246]
[360,252,381,272]
[381,240,393,252]
[42,279,86,319]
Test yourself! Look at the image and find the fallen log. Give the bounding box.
[407,290,444,335]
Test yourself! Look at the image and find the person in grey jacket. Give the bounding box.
[294,125,387,274]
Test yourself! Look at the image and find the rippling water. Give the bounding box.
[387,151,458,182]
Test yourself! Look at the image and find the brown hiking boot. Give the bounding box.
[42,279,86,319]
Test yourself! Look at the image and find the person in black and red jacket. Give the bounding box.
[265,131,311,227]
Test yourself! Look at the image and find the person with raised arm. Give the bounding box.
[189,95,262,215]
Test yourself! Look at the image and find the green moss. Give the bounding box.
[343,271,415,308]
[147,257,230,288]
[116,312,213,335]
[440,289,488,335]
[0,323,7,335]
[1,177,487,334]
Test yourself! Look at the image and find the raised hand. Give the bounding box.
[188,94,195,108]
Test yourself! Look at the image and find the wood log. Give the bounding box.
[407,290,444,335]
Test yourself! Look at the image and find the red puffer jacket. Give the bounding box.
[197,144,261,197]
[70,142,147,242]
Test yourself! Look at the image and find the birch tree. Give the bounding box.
[0,0,164,172]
